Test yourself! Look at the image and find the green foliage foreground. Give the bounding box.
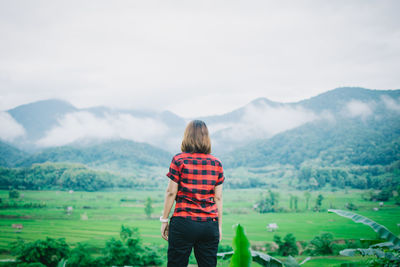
[329,209,400,266]
[218,224,283,267]
[9,225,163,267]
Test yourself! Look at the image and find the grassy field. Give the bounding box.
[0,188,399,266]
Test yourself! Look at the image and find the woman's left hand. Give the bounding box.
[161,222,169,241]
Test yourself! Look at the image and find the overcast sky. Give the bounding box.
[0,0,399,117]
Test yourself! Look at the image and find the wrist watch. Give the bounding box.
[160,216,169,223]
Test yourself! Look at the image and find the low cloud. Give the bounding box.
[344,100,374,118]
[0,111,25,141]
[382,96,400,112]
[36,111,169,147]
[209,103,319,145]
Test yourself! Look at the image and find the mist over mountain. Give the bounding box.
[4,99,187,152]
[1,87,400,174]
[206,87,400,154]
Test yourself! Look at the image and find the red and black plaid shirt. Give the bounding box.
[166,152,225,222]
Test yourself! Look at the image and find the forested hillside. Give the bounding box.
[0,162,165,191]
[0,141,27,167]
[223,116,400,168]
[16,140,172,173]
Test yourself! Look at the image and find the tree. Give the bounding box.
[313,194,324,212]
[376,188,392,201]
[293,196,298,211]
[144,197,153,219]
[289,195,293,210]
[255,190,280,213]
[9,189,20,199]
[309,177,319,190]
[304,191,311,210]
[273,233,299,256]
[298,167,312,182]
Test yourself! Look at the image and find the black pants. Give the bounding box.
[168,217,219,267]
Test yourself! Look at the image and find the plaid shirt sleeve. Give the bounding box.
[216,163,225,186]
[166,156,180,183]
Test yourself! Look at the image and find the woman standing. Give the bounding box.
[160,120,224,267]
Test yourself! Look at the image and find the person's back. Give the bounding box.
[168,152,224,221]
[160,120,224,267]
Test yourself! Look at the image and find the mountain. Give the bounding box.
[201,87,400,155]
[221,88,400,168]
[8,99,77,143]
[300,87,400,113]
[0,141,28,167]
[16,139,172,173]
[2,87,400,170]
[5,99,187,152]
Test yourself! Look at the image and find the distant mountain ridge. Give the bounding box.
[1,87,400,172]
[8,99,77,143]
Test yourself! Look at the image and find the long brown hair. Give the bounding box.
[181,120,211,154]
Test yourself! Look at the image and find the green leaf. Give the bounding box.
[328,209,400,246]
[282,256,300,267]
[299,256,311,265]
[217,251,234,260]
[57,258,67,267]
[217,251,283,267]
[339,248,400,261]
[340,248,385,257]
[370,242,400,250]
[230,224,252,267]
[251,251,283,267]
[218,224,283,267]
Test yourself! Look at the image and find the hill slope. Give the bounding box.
[0,141,28,167]
[222,105,400,168]
[17,140,172,173]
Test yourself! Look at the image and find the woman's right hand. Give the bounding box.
[219,226,222,242]
[161,222,169,241]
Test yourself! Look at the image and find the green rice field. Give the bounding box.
[0,188,399,266]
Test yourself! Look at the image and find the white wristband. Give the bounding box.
[160,216,169,223]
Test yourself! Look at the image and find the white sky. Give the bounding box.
[0,0,399,117]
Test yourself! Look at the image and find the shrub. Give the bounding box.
[14,237,69,267]
[395,195,400,206]
[10,226,163,267]
[305,233,336,255]
[144,197,153,218]
[218,244,233,252]
[362,188,392,202]
[66,243,97,267]
[273,233,298,256]
[101,225,163,266]
[375,188,392,201]
[345,202,358,211]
